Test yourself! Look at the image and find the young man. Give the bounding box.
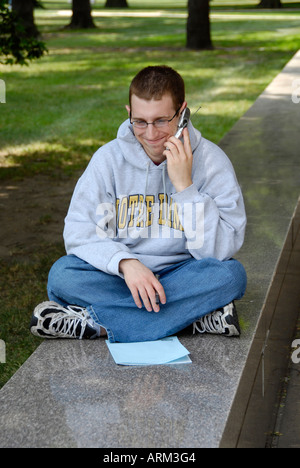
[30,65,247,343]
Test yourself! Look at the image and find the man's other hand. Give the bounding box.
[119,259,166,312]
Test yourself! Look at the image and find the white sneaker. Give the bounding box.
[193,302,240,337]
[30,301,101,339]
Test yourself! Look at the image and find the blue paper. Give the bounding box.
[106,336,191,366]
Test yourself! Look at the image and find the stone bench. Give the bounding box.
[0,50,299,449]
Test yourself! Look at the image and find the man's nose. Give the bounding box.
[145,123,159,138]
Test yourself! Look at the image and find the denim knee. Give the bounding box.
[223,258,247,299]
[48,255,68,283]
[47,255,75,297]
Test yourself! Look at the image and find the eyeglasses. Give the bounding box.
[130,107,181,129]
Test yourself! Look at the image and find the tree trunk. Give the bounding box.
[105,0,128,7]
[186,0,212,50]
[258,0,282,7]
[68,0,96,29]
[11,0,39,37]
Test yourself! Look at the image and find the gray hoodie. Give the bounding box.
[63,119,246,276]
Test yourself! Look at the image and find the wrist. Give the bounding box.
[174,180,193,193]
[119,258,139,274]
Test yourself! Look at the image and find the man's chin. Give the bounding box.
[147,151,166,165]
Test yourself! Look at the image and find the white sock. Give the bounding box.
[87,316,102,337]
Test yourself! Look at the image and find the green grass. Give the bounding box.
[0,245,65,388]
[1,7,299,179]
[0,1,300,387]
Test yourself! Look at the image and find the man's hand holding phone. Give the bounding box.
[163,127,193,193]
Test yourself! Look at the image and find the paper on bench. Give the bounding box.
[106,336,191,366]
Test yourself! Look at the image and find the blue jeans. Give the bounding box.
[47,255,247,343]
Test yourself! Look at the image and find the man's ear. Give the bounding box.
[179,101,188,114]
[125,105,131,117]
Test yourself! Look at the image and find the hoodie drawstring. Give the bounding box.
[144,161,150,206]
[139,161,150,225]
[162,164,167,221]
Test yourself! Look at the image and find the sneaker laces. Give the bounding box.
[48,306,90,339]
[193,309,224,334]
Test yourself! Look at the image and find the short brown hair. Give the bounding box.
[129,65,185,110]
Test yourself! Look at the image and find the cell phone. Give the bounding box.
[174,107,190,139]
[155,274,160,304]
